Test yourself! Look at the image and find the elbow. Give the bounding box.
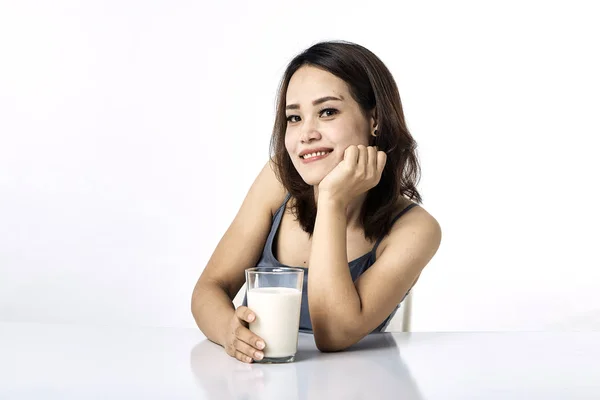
[310,304,366,352]
[191,277,213,322]
[190,286,202,322]
[191,280,202,315]
[314,336,357,353]
[315,340,349,353]
[313,325,360,353]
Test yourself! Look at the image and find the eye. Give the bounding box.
[319,108,338,118]
[286,115,301,123]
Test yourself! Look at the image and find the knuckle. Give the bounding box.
[234,325,243,337]
[226,342,235,356]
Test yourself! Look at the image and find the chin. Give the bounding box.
[292,167,325,187]
[298,173,323,187]
[292,158,337,187]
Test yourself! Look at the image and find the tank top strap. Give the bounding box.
[371,203,419,256]
[273,193,291,218]
[264,193,292,255]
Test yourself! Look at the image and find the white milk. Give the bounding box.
[247,287,302,358]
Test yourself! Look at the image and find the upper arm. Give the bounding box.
[195,161,287,299]
[351,207,442,336]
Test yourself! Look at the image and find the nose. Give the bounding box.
[299,121,322,144]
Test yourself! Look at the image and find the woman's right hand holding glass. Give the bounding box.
[223,306,265,363]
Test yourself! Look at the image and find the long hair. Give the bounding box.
[270,41,421,241]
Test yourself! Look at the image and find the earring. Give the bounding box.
[371,129,378,137]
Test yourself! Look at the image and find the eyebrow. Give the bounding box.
[285,95,344,110]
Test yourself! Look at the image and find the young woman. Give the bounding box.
[192,41,441,363]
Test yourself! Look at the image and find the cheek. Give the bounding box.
[350,122,371,145]
[284,134,293,154]
[325,124,350,143]
[284,134,298,162]
[332,121,369,146]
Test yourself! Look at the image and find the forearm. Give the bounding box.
[191,281,236,346]
[308,196,362,347]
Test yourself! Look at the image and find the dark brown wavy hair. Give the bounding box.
[270,40,422,241]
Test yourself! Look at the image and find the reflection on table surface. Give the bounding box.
[190,333,425,400]
[1,322,599,399]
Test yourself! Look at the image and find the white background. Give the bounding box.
[1,0,599,331]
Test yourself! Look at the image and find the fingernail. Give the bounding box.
[257,341,265,349]
[255,351,264,360]
[248,314,255,322]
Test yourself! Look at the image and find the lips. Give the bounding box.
[298,147,333,158]
[300,150,332,164]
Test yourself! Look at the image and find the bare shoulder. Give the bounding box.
[379,198,442,256]
[250,160,288,217]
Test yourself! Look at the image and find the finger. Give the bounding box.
[235,350,254,364]
[235,306,256,324]
[367,146,378,177]
[234,323,266,352]
[356,145,368,174]
[343,145,359,165]
[233,334,265,361]
[376,150,387,176]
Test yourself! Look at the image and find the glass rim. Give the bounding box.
[245,267,304,274]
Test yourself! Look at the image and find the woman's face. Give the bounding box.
[284,65,375,186]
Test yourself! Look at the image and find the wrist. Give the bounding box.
[217,307,236,347]
[317,193,348,213]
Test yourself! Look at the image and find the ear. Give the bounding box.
[368,107,379,145]
[370,107,378,133]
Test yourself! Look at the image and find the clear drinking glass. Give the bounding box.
[245,267,304,363]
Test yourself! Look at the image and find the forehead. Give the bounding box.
[286,66,350,104]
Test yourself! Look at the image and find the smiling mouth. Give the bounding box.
[300,150,333,160]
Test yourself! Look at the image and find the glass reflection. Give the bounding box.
[190,333,425,400]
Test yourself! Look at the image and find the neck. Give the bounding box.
[313,186,367,229]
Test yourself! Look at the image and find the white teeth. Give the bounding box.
[302,151,330,159]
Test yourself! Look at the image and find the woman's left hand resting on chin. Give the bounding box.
[308,145,441,352]
[317,144,387,207]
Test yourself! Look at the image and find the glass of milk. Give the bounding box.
[245,267,304,363]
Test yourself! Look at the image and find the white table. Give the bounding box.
[1,322,599,399]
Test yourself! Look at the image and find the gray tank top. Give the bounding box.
[243,194,418,333]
